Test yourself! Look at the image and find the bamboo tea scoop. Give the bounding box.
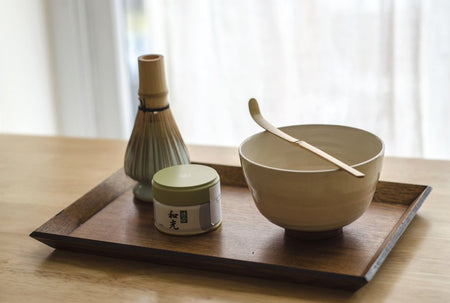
[248,98,365,178]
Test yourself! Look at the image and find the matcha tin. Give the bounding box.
[152,164,222,235]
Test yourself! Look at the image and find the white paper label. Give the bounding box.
[209,182,221,225]
[153,183,221,235]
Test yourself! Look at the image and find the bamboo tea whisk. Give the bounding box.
[124,54,190,202]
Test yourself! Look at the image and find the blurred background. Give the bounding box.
[1,0,449,159]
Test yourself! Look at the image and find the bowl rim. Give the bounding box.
[238,124,385,174]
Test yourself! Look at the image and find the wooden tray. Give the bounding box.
[30,164,431,290]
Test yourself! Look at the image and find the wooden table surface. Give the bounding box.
[1,134,449,302]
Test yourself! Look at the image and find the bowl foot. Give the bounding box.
[285,228,343,240]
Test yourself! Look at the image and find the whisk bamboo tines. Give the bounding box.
[124,54,190,202]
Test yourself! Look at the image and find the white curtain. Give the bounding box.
[124,0,450,159]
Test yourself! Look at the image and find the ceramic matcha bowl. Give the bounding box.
[239,124,384,238]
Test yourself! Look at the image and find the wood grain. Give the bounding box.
[30,164,431,290]
[34,169,135,235]
[2,134,450,302]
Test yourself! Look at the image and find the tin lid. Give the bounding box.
[152,164,220,206]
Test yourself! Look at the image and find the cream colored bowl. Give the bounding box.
[239,125,384,233]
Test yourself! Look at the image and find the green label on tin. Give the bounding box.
[180,210,188,223]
